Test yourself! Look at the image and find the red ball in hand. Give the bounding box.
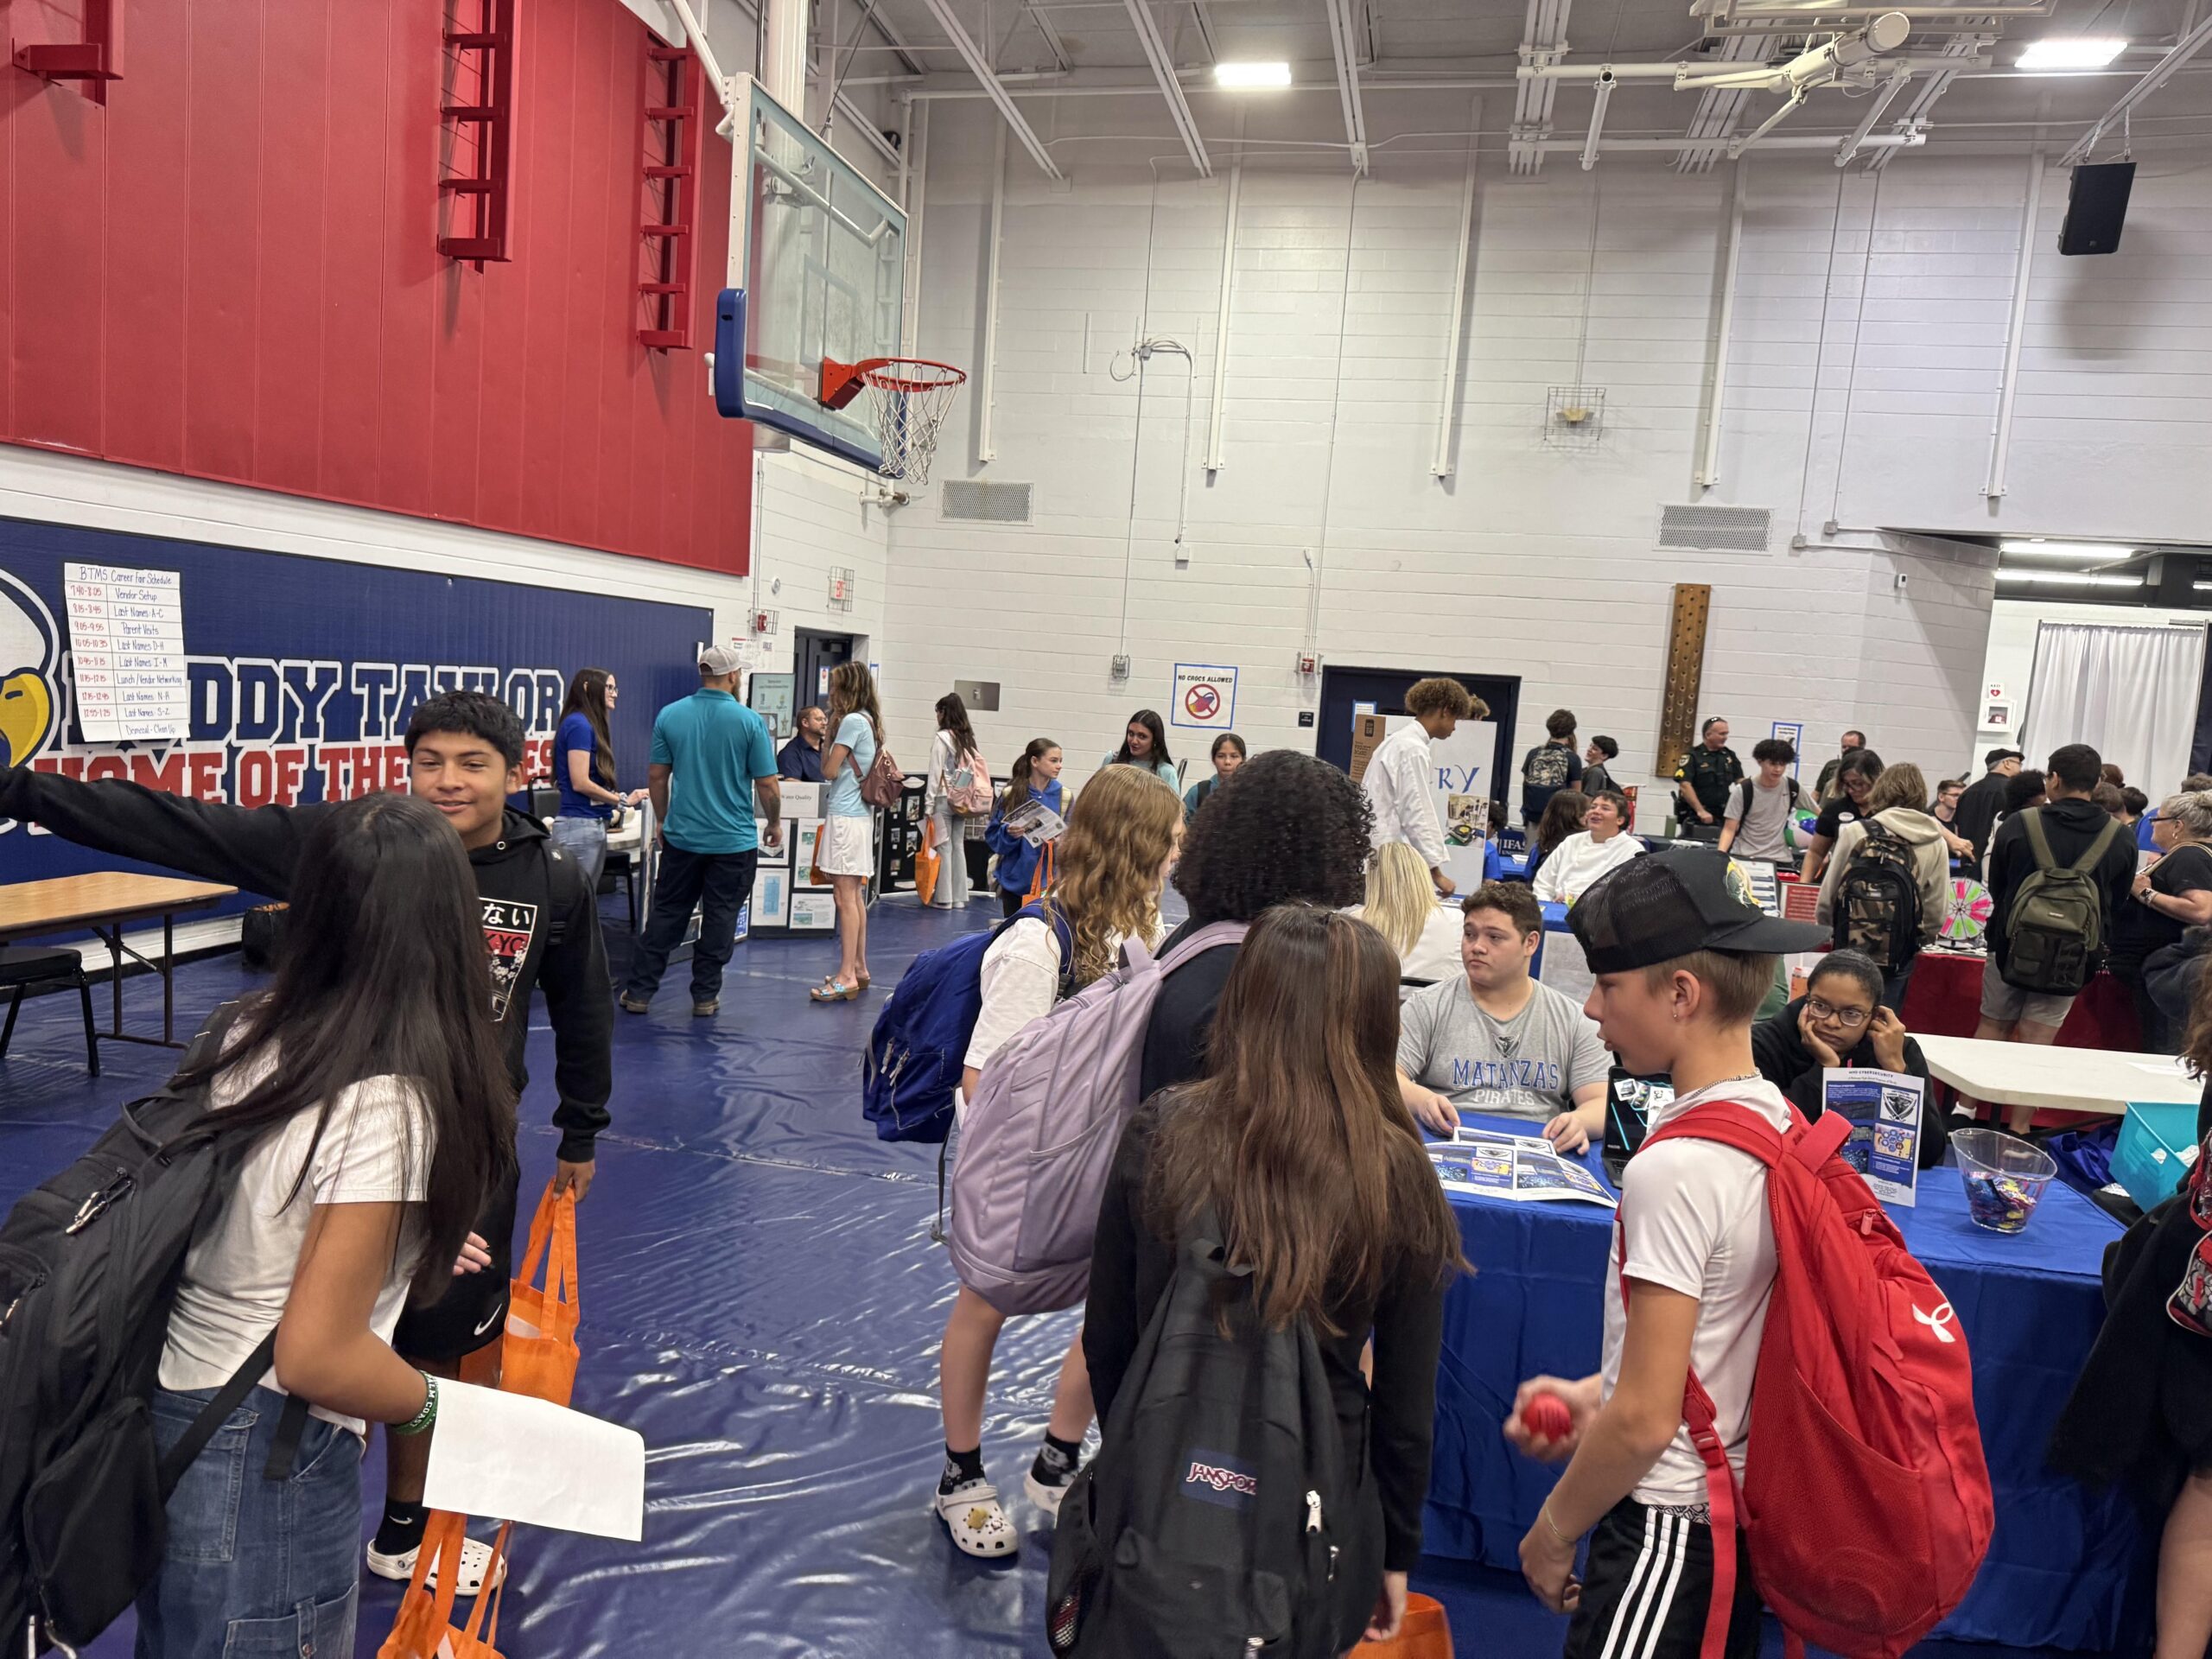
[1520,1392,1574,1443]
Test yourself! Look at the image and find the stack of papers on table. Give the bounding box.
[1428,1128,1617,1208]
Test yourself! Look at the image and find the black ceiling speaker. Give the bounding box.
[2058,162,2135,256]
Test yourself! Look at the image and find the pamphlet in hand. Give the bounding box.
[1001,797,1067,847]
[1819,1067,1924,1207]
[1430,1128,1617,1208]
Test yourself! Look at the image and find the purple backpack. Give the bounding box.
[948,921,1248,1317]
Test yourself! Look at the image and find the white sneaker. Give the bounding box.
[934,1477,1019,1558]
[365,1533,508,1595]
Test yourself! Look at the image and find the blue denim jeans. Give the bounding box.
[548,813,610,892]
[135,1386,364,1659]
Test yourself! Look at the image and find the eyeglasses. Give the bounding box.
[1807,995,1871,1028]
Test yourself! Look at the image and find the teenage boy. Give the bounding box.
[1521,709,1585,827]
[1673,717,1742,837]
[0,690,611,1592]
[1580,735,1620,801]
[1717,738,1801,862]
[1506,849,1828,1656]
[1364,677,1483,898]
[1397,880,1610,1153]
[1974,744,2136,1103]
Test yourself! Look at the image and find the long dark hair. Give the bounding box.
[1001,737,1059,814]
[559,668,616,787]
[1145,906,1465,1333]
[183,794,517,1295]
[1112,709,1174,772]
[935,692,979,761]
[1535,787,1588,857]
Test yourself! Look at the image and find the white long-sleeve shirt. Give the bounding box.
[1363,721,1447,871]
[1532,829,1644,906]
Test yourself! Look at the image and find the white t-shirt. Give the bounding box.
[159,1046,435,1435]
[1531,830,1644,906]
[1601,1077,1789,1508]
[1344,901,1464,983]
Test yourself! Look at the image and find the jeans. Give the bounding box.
[548,814,609,892]
[626,842,759,1005]
[136,1386,363,1659]
[1880,955,1918,1013]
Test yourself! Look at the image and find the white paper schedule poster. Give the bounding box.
[62,562,187,742]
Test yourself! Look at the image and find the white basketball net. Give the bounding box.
[862,361,966,486]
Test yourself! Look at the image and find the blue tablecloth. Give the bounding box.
[1421,1115,2154,1652]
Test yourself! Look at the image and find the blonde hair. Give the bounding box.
[1866,761,1928,816]
[1641,950,1777,1026]
[1046,766,1182,985]
[826,661,883,746]
[1359,842,1435,962]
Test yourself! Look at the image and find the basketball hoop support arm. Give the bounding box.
[666,0,732,118]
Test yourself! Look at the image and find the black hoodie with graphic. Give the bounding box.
[0,766,612,1160]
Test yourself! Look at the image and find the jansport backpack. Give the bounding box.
[861,904,1071,1144]
[0,1003,305,1654]
[2003,810,2120,995]
[1524,745,1573,792]
[947,747,995,817]
[1634,1104,1993,1659]
[1046,1215,1346,1659]
[1834,822,1923,974]
[949,921,1248,1316]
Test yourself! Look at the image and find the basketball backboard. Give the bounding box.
[712,75,907,474]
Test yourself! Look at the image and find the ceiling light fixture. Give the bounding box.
[1994,569,2145,588]
[2017,37,2130,71]
[1997,538,2139,561]
[1214,61,1293,89]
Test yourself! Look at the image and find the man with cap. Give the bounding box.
[1952,747,2022,869]
[620,645,783,1018]
[1503,849,1829,1658]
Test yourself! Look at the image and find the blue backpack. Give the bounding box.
[862,903,1071,1143]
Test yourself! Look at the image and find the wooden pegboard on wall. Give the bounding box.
[1656,583,1713,774]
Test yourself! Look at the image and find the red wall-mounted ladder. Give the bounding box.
[438,0,518,264]
[12,0,122,105]
[637,39,702,350]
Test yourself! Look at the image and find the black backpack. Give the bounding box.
[1046,1217,1347,1659]
[1834,822,1923,973]
[0,1001,302,1654]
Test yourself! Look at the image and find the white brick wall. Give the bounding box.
[749,448,892,690]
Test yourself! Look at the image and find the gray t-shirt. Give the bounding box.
[1397,976,1611,1121]
[1724,776,1796,861]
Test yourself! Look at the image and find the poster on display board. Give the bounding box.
[1169,664,1238,731]
[0,521,713,922]
[1429,719,1498,894]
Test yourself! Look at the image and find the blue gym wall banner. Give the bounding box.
[0,519,714,907]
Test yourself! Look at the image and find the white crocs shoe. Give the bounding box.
[1024,1468,1074,1522]
[365,1532,508,1595]
[935,1477,1019,1559]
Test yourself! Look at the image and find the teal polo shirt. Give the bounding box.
[651,689,778,855]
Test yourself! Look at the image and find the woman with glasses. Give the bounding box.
[1748,949,1947,1168]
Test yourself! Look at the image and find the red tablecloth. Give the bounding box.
[1901,950,2142,1049]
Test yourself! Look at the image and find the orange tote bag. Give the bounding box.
[1356,1592,1454,1657]
[500,1182,581,1407]
[378,1516,512,1659]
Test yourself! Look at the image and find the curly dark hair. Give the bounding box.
[1174,751,1371,923]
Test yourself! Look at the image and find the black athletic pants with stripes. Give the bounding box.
[1564,1498,1762,1659]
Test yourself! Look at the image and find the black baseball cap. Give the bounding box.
[1568,847,1830,972]
[1985,747,2023,768]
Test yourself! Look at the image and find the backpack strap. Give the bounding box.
[155,1326,310,1496]
[2071,812,2122,874]
[2019,807,2058,874]
[1150,920,1251,977]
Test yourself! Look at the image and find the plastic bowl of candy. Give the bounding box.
[1954,1128,2057,1236]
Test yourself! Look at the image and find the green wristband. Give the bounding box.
[392,1373,438,1436]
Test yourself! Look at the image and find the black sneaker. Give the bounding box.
[691,998,718,1017]
[619,993,650,1014]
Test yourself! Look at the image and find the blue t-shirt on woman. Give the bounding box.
[824,713,879,819]
[553,712,612,821]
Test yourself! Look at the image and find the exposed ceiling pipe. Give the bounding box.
[1323,0,1371,173]
[1509,0,1572,175]
[1122,0,1212,175]
[2060,8,2212,165]
[912,0,1066,178]
[1731,87,1808,156]
[1867,33,1976,171]
[1675,35,1765,175]
[1834,62,1913,165]
[1580,71,1615,168]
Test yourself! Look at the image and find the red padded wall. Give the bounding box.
[0,0,750,575]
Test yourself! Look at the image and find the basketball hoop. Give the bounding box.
[820,357,968,487]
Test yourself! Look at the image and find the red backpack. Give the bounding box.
[1634,1104,1994,1659]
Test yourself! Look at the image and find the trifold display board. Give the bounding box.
[0,520,713,921]
[750,782,836,936]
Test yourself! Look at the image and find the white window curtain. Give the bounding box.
[2018,621,2207,798]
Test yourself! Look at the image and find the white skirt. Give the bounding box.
[818,813,874,877]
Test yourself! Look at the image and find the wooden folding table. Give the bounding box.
[0,874,238,1048]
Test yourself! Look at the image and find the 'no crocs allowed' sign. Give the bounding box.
[1170,664,1237,730]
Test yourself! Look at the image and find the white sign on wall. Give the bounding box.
[62,562,187,743]
[1169,663,1239,730]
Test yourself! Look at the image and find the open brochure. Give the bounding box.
[1819,1067,1923,1208]
[1001,796,1067,847]
[1429,1128,1617,1208]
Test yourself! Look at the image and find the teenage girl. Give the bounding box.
[137,793,515,1657]
[983,738,1065,918]
[934,765,1184,1558]
[1105,709,1178,789]
[550,667,648,891]
[1349,840,1464,983]
[1086,906,1465,1652]
[925,692,987,910]
[811,661,884,1002]
[1181,732,1247,823]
